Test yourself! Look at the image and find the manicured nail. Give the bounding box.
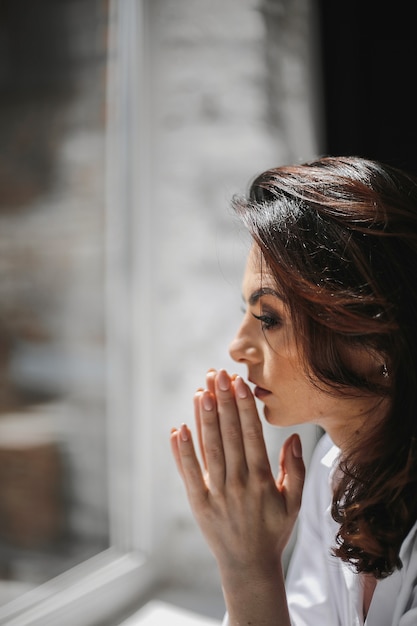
[217,369,230,391]
[180,424,189,442]
[235,376,248,399]
[292,435,302,458]
[206,370,216,384]
[202,391,215,411]
[170,427,178,435]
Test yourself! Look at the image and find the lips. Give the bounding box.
[249,378,272,399]
[254,386,271,399]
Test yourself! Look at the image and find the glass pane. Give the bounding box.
[0,0,110,604]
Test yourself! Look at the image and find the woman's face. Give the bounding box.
[229,245,387,447]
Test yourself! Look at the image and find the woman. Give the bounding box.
[170,156,417,625]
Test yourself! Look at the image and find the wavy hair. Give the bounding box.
[232,155,417,579]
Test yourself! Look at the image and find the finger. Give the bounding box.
[170,427,184,478]
[194,389,207,470]
[277,434,305,516]
[171,424,208,507]
[232,376,272,479]
[199,390,226,492]
[215,370,248,481]
[206,369,216,395]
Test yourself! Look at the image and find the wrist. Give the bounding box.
[220,562,290,626]
[218,555,284,595]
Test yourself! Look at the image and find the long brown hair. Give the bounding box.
[232,156,417,578]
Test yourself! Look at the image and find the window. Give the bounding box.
[0,2,325,623]
[0,2,157,624]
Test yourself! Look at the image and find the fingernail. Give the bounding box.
[170,427,178,435]
[235,376,248,399]
[217,369,230,391]
[206,370,216,385]
[292,435,302,458]
[202,391,214,411]
[180,423,189,442]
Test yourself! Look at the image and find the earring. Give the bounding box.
[382,364,389,378]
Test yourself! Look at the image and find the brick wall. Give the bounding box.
[0,0,322,607]
[148,0,321,594]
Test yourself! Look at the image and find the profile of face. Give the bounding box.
[229,245,389,447]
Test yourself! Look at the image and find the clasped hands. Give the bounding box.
[171,369,305,581]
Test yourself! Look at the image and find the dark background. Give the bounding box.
[318,2,417,175]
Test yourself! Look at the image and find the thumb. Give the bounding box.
[277,434,305,516]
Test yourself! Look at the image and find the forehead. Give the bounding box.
[243,245,280,291]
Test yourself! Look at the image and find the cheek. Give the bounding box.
[268,328,303,368]
[269,350,307,385]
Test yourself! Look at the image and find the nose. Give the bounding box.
[229,319,261,365]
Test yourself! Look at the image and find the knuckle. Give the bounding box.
[226,469,247,490]
[217,394,236,409]
[206,443,223,461]
[243,424,262,442]
[251,463,272,485]
[201,410,218,426]
[222,424,241,442]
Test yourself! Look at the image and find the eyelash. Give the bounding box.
[251,312,281,331]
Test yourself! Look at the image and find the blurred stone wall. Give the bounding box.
[148,0,322,597]
[0,0,322,608]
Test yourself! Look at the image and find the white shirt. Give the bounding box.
[222,434,417,626]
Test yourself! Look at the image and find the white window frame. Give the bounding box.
[0,2,158,624]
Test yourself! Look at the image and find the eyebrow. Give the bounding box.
[247,287,284,306]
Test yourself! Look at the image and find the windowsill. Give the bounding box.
[116,585,225,626]
[118,600,222,625]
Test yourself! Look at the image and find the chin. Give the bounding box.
[263,406,282,426]
[263,405,297,428]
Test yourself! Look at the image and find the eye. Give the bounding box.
[252,312,281,331]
